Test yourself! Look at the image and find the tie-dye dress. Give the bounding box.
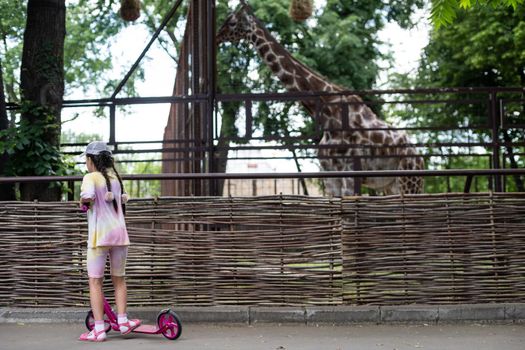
[80,171,129,248]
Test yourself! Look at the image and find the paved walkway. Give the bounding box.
[1,322,524,350]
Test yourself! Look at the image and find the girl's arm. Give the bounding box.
[80,174,96,208]
[79,197,93,208]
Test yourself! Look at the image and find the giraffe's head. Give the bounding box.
[217,1,254,44]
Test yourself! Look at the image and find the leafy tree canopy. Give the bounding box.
[391,4,525,192]
[420,4,525,87]
[0,0,183,104]
[430,0,524,28]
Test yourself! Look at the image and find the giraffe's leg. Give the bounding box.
[319,154,347,197]
[323,178,343,197]
[397,157,424,194]
[383,182,400,196]
[341,177,355,196]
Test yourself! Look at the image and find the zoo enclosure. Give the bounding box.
[5,0,524,195]
[50,87,525,195]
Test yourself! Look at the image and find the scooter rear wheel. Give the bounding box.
[85,310,112,333]
[157,309,182,340]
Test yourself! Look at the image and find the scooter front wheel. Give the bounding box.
[157,309,182,340]
[85,310,112,333]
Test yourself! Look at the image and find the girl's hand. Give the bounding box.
[79,199,93,211]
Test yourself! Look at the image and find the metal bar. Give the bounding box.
[341,102,349,130]
[500,124,525,129]
[73,153,495,165]
[217,92,486,104]
[191,0,200,96]
[2,168,525,184]
[353,156,362,195]
[61,141,525,156]
[62,138,201,146]
[500,98,505,129]
[245,99,252,139]
[8,92,516,110]
[111,0,184,99]
[67,181,74,201]
[325,99,486,106]
[289,147,308,195]
[109,104,116,145]
[213,124,493,134]
[7,87,525,110]
[490,91,502,191]
[341,86,525,95]
[66,95,208,107]
[314,97,322,138]
[59,122,501,146]
[207,0,217,195]
[464,175,473,193]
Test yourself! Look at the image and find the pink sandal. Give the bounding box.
[79,329,107,342]
[119,319,141,335]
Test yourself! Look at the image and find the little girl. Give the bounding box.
[78,141,141,342]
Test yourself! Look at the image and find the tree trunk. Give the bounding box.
[0,58,16,200]
[19,0,65,201]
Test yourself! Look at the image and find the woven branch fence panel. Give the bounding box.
[125,196,342,306]
[0,193,524,308]
[342,193,525,305]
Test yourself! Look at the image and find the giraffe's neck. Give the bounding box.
[247,17,342,94]
[244,16,363,131]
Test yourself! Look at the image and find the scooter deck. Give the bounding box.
[132,324,159,334]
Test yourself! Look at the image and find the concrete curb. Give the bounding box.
[1,304,524,325]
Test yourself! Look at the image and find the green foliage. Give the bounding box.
[0,0,146,101]
[0,104,75,179]
[112,145,161,198]
[61,130,103,145]
[389,3,525,192]
[65,0,145,97]
[431,0,524,27]
[122,160,161,198]
[420,5,525,87]
[0,0,25,102]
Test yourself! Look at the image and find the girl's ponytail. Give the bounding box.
[112,164,127,216]
[90,152,119,213]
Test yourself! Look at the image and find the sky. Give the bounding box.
[62,4,430,172]
[376,8,430,88]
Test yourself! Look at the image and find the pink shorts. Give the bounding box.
[87,246,128,278]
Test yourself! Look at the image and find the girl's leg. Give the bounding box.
[89,277,105,320]
[86,248,109,320]
[109,246,140,334]
[109,246,129,315]
[81,248,109,341]
[112,275,127,315]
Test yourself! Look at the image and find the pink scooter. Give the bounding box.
[85,297,182,340]
[80,204,182,340]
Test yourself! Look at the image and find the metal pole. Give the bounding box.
[190,0,201,195]
[490,90,502,191]
[2,168,525,184]
[109,104,116,145]
[207,0,217,195]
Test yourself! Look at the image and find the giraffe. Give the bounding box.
[217,3,424,196]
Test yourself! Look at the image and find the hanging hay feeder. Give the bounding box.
[289,0,313,22]
[119,0,141,22]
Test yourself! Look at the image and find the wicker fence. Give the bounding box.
[1,193,524,307]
